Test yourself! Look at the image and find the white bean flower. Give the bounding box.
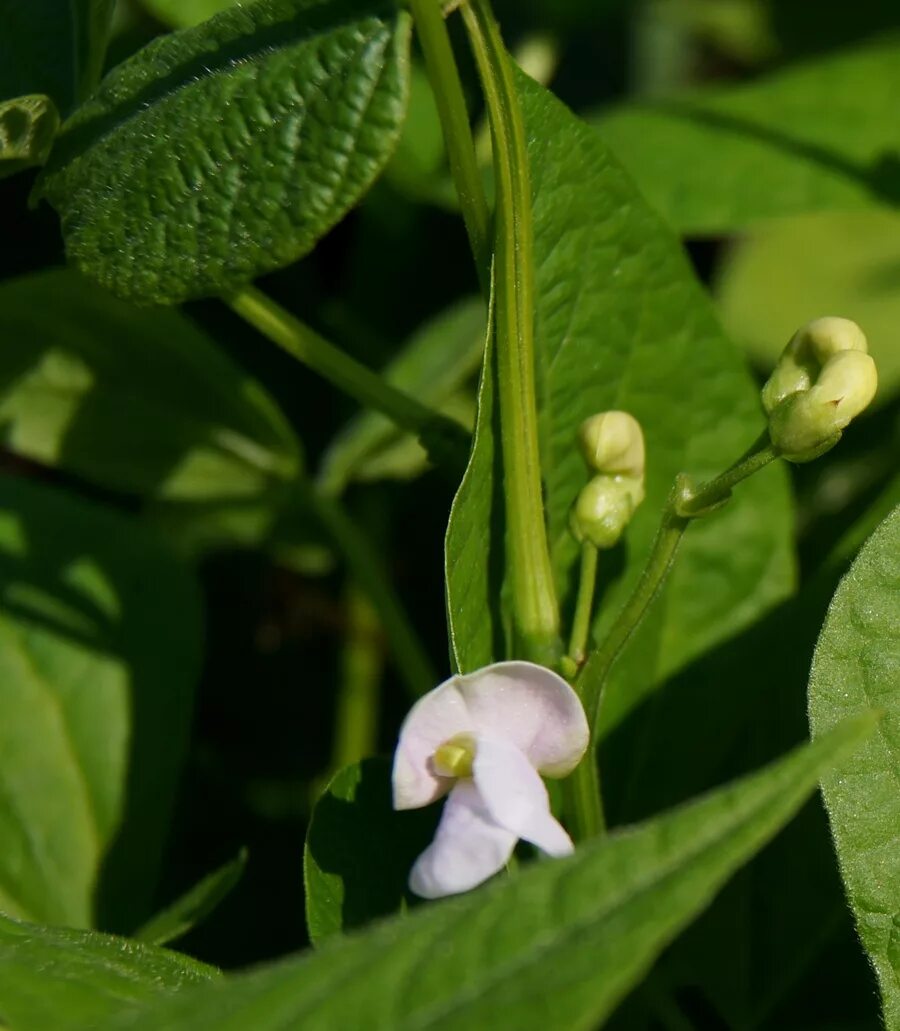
[392,661,589,899]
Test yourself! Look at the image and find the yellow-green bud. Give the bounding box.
[762,316,869,414]
[762,317,877,462]
[432,733,476,778]
[570,474,645,549]
[578,411,645,479]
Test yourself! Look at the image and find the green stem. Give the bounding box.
[229,287,447,437]
[407,0,491,283]
[305,487,437,699]
[566,746,605,842]
[462,0,560,664]
[332,584,382,769]
[563,541,604,841]
[567,543,599,669]
[677,432,777,516]
[582,433,777,736]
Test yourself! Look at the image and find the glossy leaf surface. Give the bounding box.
[596,38,900,233]
[0,269,300,501]
[0,475,202,930]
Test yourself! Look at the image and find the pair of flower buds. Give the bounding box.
[392,316,877,901]
[568,316,880,551]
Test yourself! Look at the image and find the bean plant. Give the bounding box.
[0,1,897,1029]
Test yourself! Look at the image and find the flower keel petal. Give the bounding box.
[408,781,517,899]
[472,737,574,857]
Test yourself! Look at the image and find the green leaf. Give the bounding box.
[447,72,793,729]
[37,0,412,304]
[0,1,114,115]
[318,298,484,494]
[142,0,246,29]
[595,38,900,234]
[134,850,247,947]
[716,210,900,403]
[0,269,300,502]
[0,473,202,931]
[0,95,59,180]
[303,758,438,944]
[0,913,217,1031]
[105,718,869,1030]
[809,505,900,1028]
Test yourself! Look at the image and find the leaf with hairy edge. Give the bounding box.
[447,73,793,730]
[104,718,870,1030]
[0,914,217,1031]
[809,505,900,1028]
[0,474,202,931]
[36,0,412,304]
[595,37,900,234]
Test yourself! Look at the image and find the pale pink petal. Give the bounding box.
[392,682,471,810]
[472,736,574,857]
[408,781,517,899]
[392,661,589,810]
[458,661,589,776]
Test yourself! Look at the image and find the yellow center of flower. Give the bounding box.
[433,733,477,778]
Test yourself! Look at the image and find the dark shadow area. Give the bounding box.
[305,757,438,935]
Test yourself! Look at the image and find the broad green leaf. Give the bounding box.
[809,505,900,1028]
[304,758,438,944]
[143,0,246,28]
[0,913,217,1031]
[0,95,59,180]
[134,850,247,946]
[0,474,202,931]
[0,1,114,115]
[0,269,300,502]
[37,0,412,303]
[318,298,484,494]
[447,72,793,730]
[716,210,900,402]
[106,718,869,1030]
[595,38,900,234]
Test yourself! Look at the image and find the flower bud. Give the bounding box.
[762,317,877,463]
[570,474,645,549]
[578,411,645,479]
